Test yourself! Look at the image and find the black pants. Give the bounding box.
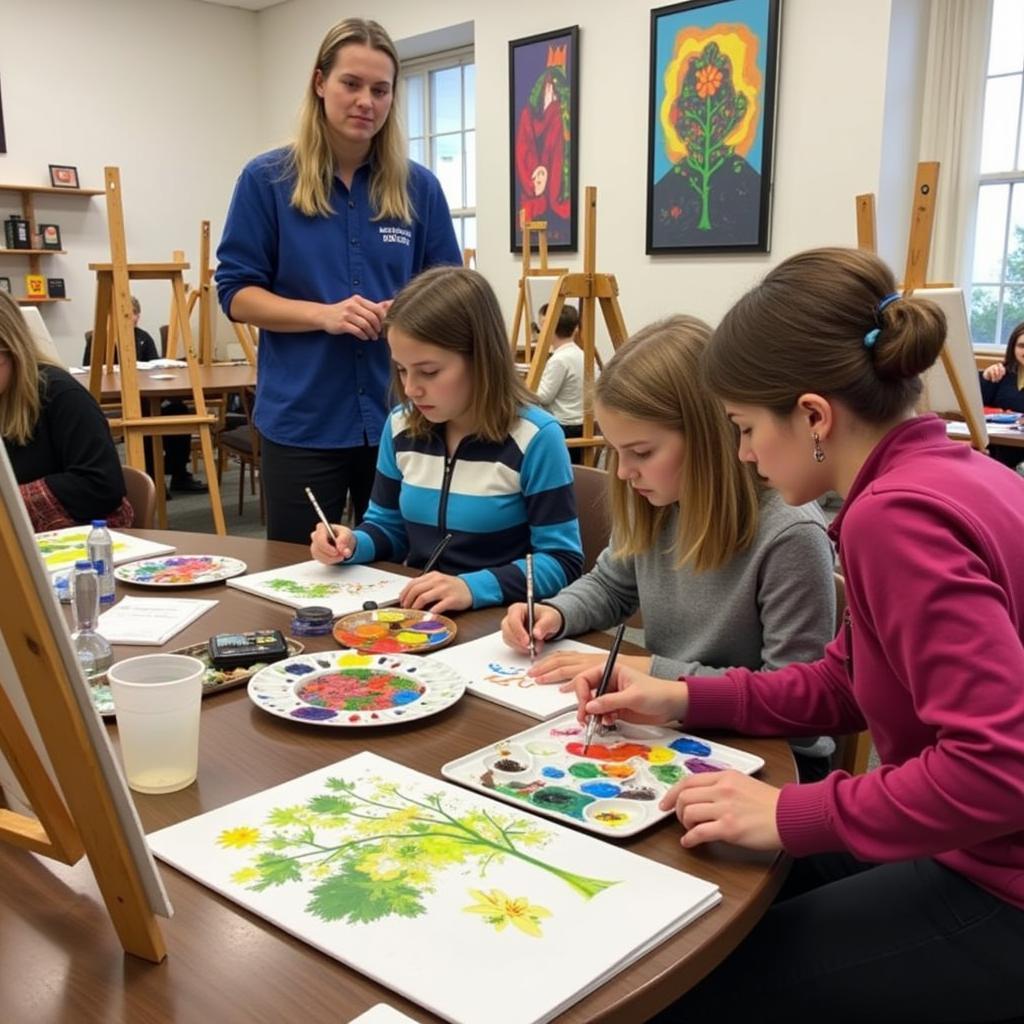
[261,436,378,544]
[562,423,584,465]
[653,853,1024,1023]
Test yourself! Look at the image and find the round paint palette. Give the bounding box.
[332,608,457,654]
[247,650,467,727]
[114,555,247,587]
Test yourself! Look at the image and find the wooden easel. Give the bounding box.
[509,212,568,364]
[524,186,629,467]
[87,167,227,535]
[462,247,477,269]
[856,162,985,450]
[0,449,167,961]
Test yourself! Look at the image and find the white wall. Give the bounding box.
[0,0,260,365]
[256,0,918,355]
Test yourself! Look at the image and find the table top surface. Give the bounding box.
[86,363,257,400]
[1,530,794,1024]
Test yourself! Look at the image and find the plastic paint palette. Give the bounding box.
[247,650,467,728]
[442,712,765,838]
[114,555,247,587]
[332,608,457,654]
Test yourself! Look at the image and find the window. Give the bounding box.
[402,48,476,253]
[970,0,1024,347]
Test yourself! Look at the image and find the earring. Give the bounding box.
[812,433,826,464]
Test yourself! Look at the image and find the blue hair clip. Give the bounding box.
[863,328,880,349]
[876,292,901,315]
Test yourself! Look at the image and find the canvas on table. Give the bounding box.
[427,631,609,720]
[226,561,408,617]
[147,752,720,1024]
[35,526,175,576]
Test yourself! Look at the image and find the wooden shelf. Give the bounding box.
[0,183,103,196]
[16,296,70,304]
[0,248,67,256]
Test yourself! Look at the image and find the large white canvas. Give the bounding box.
[147,752,720,1024]
[35,526,175,576]
[226,561,408,617]
[428,631,609,720]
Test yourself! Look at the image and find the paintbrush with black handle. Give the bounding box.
[582,623,627,755]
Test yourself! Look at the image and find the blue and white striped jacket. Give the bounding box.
[348,405,583,608]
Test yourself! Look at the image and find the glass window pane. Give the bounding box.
[464,64,476,130]
[430,67,462,135]
[409,138,425,165]
[465,130,476,208]
[980,74,1022,173]
[432,134,463,211]
[1002,285,1024,344]
[405,73,424,139]
[970,286,1000,346]
[973,184,1010,282]
[989,0,1024,75]
[1009,183,1024,283]
[463,215,477,251]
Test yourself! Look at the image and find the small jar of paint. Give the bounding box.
[290,606,334,637]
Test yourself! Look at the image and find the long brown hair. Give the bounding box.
[0,291,58,445]
[704,247,947,422]
[1001,320,1024,388]
[596,316,761,572]
[385,267,532,441]
[288,18,411,222]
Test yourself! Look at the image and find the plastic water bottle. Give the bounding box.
[70,559,113,681]
[86,519,116,604]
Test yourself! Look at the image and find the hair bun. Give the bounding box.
[872,294,946,381]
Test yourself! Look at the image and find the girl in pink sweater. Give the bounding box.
[569,248,1024,1022]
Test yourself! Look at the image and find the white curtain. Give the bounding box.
[918,0,994,284]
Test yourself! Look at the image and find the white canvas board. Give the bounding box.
[147,752,720,1024]
[226,561,408,617]
[348,1006,419,1024]
[918,287,988,447]
[35,526,176,576]
[427,631,608,720]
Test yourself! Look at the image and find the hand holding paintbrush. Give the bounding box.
[306,487,356,562]
[581,624,627,754]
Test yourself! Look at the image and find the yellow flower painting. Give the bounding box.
[463,888,552,938]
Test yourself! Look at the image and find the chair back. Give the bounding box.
[122,465,156,528]
[571,464,611,574]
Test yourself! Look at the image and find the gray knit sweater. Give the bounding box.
[546,490,836,680]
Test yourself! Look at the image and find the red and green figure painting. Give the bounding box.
[647,0,781,253]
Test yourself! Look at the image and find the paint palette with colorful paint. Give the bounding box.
[114,555,247,587]
[442,711,765,838]
[247,650,467,727]
[332,608,457,654]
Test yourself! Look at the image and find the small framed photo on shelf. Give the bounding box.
[46,278,66,299]
[0,277,11,294]
[48,164,79,189]
[24,274,46,298]
[38,223,62,250]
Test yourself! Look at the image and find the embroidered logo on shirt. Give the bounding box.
[379,225,412,246]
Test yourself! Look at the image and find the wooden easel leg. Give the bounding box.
[89,276,112,402]
[150,399,167,529]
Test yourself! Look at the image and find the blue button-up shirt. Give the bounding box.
[216,148,461,448]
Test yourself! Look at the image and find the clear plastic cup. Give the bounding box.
[107,654,204,794]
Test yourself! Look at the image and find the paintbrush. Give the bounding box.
[421,532,454,575]
[525,553,536,662]
[304,486,337,547]
[582,623,627,755]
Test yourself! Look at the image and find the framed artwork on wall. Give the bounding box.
[509,25,579,253]
[647,0,782,254]
[48,164,80,189]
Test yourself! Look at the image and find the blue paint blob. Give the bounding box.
[392,689,423,705]
[291,706,337,720]
[670,736,712,757]
[541,766,565,779]
[580,781,621,798]
[285,663,316,676]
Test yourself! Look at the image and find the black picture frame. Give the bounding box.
[38,223,62,250]
[46,278,66,299]
[0,74,6,155]
[646,0,782,254]
[48,164,79,189]
[0,277,10,295]
[509,25,580,253]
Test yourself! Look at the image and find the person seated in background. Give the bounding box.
[82,294,208,495]
[534,302,591,465]
[0,291,132,531]
[979,321,1024,470]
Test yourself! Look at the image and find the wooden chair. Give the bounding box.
[122,465,156,529]
[217,422,263,521]
[571,464,610,574]
[831,572,874,775]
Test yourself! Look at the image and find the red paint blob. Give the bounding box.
[565,741,651,762]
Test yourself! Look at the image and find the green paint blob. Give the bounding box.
[529,786,595,819]
[568,762,602,779]
[650,764,684,785]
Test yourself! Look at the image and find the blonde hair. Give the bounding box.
[385,267,532,442]
[0,291,59,446]
[288,18,411,223]
[596,316,761,573]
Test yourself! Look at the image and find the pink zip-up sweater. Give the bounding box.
[685,416,1024,909]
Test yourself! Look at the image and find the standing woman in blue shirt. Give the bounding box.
[216,18,461,542]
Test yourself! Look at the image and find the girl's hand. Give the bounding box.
[982,363,1007,382]
[309,522,355,564]
[399,572,472,614]
[564,663,688,725]
[321,295,388,339]
[500,602,563,655]
[660,771,782,851]
[529,651,650,685]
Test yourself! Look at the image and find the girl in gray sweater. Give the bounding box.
[501,316,835,766]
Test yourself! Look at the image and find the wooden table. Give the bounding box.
[946,419,1024,448]
[1,531,794,1024]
